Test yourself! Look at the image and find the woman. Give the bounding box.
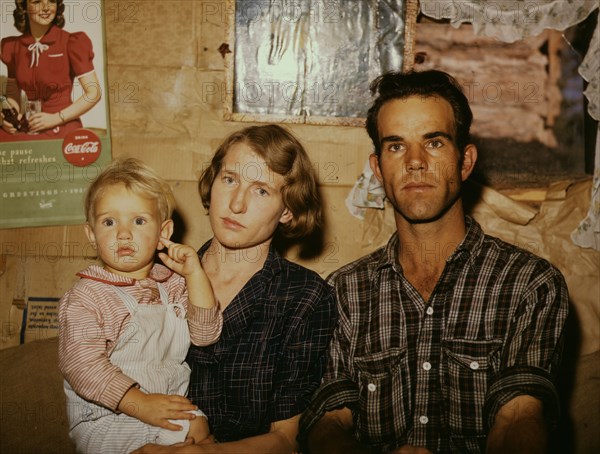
[134,124,337,453]
[0,0,101,141]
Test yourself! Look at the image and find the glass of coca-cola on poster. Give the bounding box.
[25,99,42,134]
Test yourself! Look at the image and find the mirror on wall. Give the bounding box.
[223,0,418,126]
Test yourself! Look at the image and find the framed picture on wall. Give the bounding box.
[223,0,418,126]
[0,0,111,228]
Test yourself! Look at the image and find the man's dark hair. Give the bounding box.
[366,70,473,156]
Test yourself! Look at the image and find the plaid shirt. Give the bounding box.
[187,241,336,442]
[300,217,568,453]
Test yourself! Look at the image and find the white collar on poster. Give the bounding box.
[28,41,49,67]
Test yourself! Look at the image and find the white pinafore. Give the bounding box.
[65,282,203,454]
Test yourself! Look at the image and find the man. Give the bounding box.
[300,70,568,453]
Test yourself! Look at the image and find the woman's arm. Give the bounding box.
[28,70,102,133]
[132,414,301,454]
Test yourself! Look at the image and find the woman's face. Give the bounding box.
[26,0,57,28]
[208,142,293,251]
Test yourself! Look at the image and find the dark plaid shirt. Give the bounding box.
[300,217,568,453]
[187,241,336,442]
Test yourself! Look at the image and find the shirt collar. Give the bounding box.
[256,242,284,279]
[198,239,284,279]
[373,215,484,275]
[447,215,485,264]
[76,263,174,286]
[198,239,284,340]
[374,232,400,273]
[18,25,60,46]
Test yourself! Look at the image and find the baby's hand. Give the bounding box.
[158,237,202,277]
[159,237,214,309]
[118,388,197,431]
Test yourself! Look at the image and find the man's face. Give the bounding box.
[369,95,476,224]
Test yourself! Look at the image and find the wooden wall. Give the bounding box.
[0,2,598,451]
[0,0,369,349]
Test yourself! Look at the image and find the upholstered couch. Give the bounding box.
[1,338,598,453]
[0,338,76,454]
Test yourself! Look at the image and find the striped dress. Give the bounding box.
[59,264,222,453]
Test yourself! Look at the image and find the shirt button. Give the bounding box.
[367,383,377,392]
[426,307,434,315]
[470,361,480,370]
[419,415,429,424]
[423,362,432,371]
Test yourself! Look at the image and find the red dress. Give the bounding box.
[0,25,95,142]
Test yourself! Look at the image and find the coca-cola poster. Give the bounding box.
[0,0,111,228]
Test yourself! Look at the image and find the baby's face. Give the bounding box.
[84,183,166,279]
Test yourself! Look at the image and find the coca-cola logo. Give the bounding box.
[64,142,99,154]
[62,129,101,167]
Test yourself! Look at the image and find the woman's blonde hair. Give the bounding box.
[199,125,322,239]
[85,158,175,223]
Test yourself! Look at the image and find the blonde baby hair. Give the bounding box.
[85,158,175,223]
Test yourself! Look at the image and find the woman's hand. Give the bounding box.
[130,436,217,453]
[26,111,63,133]
[131,438,195,453]
[1,115,19,134]
[1,96,21,134]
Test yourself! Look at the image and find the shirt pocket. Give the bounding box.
[354,347,409,446]
[46,51,69,76]
[442,339,502,437]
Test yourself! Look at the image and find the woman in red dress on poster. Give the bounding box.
[0,0,101,142]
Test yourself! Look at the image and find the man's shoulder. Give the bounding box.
[327,243,388,285]
[478,230,563,278]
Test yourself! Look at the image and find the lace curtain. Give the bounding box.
[417,0,599,249]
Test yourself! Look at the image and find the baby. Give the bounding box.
[59,158,222,453]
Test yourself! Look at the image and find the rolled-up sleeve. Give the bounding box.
[188,304,223,346]
[483,265,569,429]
